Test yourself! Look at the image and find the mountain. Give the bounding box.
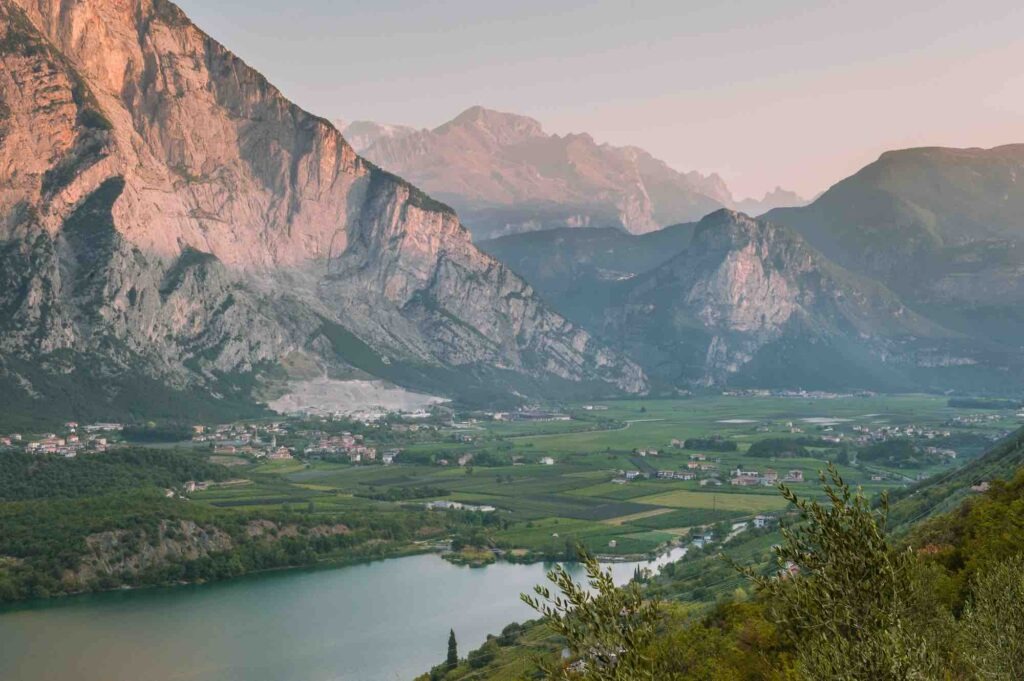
[351,106,733,239]
[735,186,807,215]
[478,223,696,324]
[334,119,416,154]
[0,0,646,423]
[595,210,1007,391]
[766,145,1024,341]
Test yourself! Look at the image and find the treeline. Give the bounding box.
[745,437,820,458]
[0,448,231,501]
[948,397,1021,410]
[122,423,194,443]
[683,436,737,452]
[355,486,450,502]
[0,490,446,602]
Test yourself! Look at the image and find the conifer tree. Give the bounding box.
[446,629,458,670]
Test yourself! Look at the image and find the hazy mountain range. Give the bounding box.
[340,110,807,240]
[0,0,1020,423]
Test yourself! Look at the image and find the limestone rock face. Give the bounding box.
[355,106,732,239]
[0,0,646,418]
[603,210,967,389]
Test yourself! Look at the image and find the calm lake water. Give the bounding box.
[0,548,685,681]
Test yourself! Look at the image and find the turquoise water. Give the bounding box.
[0,549,684,681]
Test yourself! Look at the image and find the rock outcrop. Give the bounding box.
[0,0,645,420]
[600,210,991,390]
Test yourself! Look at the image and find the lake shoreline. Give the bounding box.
[0,538,687,614]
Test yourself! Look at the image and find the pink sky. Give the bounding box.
[178,0,1024,199]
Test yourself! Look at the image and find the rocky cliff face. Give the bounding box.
[0,0,645,420]
[353,106,731,239]
[600,210,990,390]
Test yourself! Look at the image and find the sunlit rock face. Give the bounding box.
[0,0,646,417]
[354,106,733,239]
[602,210,967,389]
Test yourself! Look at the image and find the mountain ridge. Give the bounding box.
[0,0,646,421]
[346,106,803,239]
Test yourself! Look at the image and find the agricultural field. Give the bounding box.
[189,394,1021,558]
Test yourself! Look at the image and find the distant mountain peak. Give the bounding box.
[336,119,416,152]
[734,187,807,216]
[438,105,545,144]
[356,107,733,238]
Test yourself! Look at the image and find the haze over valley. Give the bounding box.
[2,1,1023,680]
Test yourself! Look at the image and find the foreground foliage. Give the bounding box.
[514,460,1024,680]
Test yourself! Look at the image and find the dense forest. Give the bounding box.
[0,448,231,501]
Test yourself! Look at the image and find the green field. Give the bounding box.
[630,489,792,512]
[184,394,1018,558]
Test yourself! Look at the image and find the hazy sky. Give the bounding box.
[176,0,1024,199]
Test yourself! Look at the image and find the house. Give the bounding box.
[754,514,774,529]
[382,451,398,465]
[607,540,617,548]
[457,453,475,467]
[689,453,707,461]
[670,438,683,448]
[539,456,555,465]
[624,471,641,481]
[691,532,714,549]
[783,470,804,483]
[700,477,723,487]
[762,469,779,483]
[731,475,761,487]
[267,447,293,460]
[657,470,676,479]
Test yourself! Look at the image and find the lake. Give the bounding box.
[0,548,685,681]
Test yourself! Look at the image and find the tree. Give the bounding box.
[446,628,458,670]
[739,465,948,680]
[523,548,660,680]
[467,639,498,668]
[959,553,1024,680]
